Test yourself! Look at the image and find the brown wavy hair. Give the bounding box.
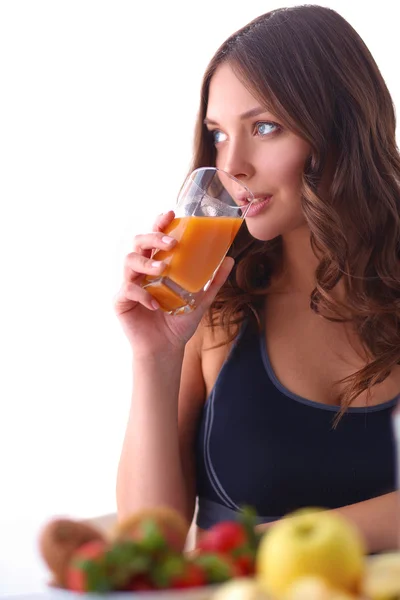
[189,5,400,415]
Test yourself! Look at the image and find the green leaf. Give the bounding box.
[104,540,154,588]
[138,519,167,552]
[194,554,232,584]
[80,558,113,593]
[105,540,140,566]
[237,505,259,551]
[150,554,185,589]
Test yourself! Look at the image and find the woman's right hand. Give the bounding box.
[114,210,234,358]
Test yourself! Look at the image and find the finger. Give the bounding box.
[152,210,175,232]
[115,281,160,313]
[132,231,177,254]
[124,253,166,281]
[196,257,235,311]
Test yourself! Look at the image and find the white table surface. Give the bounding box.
[0,512,117,597]
[0,514,49,597]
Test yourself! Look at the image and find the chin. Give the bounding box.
[245,216,307,242]
[245,221,283,242]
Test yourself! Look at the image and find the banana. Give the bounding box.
[362,552,400,600]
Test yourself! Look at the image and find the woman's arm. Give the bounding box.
[116,327,206,525]
[333,491,399,553]
[114,211,233,528]
[256,492,399,553]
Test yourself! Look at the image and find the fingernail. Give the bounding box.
[162,236,175,245]
[151,260,164,268]
[151,300,160,310]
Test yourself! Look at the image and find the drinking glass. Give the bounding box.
[142,167,254,315]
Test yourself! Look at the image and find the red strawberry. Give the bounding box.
[233,550,256,576]
[170,562,206,589]
[103,539,154,590]
[66,540,109,592]
[125,574,155,591]
[197,521,247,554]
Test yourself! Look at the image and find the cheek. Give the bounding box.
[262,142,309,188]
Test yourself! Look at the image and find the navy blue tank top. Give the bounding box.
[195,319,398,529]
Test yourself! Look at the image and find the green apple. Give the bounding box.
[256,509,365,598]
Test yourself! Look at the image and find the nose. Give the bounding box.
[217,138,255,182]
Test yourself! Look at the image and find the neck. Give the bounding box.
[274,226,320,294]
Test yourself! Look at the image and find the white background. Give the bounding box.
[0,0,399,594]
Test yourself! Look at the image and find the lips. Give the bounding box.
[236,193,272,206]
[243,195,272,217]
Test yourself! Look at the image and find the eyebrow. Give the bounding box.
[204,106,268,126]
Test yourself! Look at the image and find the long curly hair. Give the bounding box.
[189,5,400,415]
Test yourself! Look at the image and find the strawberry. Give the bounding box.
[66,540,110,593]
[196,507,261,577]
[170,562,206,589]
[125,574,155,591]
[104,539,153,590]
[127,518,167,553]
[197,521,247,554]
[148,553,206,590]
[67,538,156,592]
[231,547,256,576]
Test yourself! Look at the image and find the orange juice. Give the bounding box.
[143,215,241,312]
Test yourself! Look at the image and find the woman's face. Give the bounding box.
[205,62,312,241]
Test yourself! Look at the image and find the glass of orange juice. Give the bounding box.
[142,167,254,314]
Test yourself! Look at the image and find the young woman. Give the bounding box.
[115,5,400,552]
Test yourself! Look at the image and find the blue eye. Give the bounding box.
[211,130,227,144]
[256,122,279,136]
